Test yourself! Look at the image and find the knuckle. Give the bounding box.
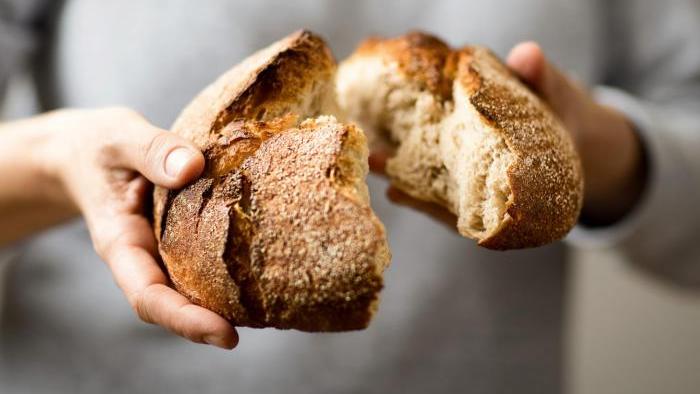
[91,231,115,261]
[92,238,109,259]
[129,288,154,324]
[90,225,125,262]
[127,286,206,344]
[142,132,171,167]
[133,301,150,324]
[180,323,203,343]
[179,318,205,343]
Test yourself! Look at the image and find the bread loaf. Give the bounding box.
[153,31,390,331]
[336,32,583,249]
[154,30,584,332]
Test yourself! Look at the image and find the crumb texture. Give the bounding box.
[336,31,583,248]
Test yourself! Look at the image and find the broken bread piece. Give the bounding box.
[336,32,583,249]
[153,30,390,331]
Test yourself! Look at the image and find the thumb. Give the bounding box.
[506,41,589,130]
[507,42,547,94]
[108,119,205,189]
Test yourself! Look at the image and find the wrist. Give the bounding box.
[0,112,78,212]
[0,113,80,244]
[578,105,647,225]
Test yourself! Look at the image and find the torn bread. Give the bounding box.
[153,30,390,331]
[336,32,583,249]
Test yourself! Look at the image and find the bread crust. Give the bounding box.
[153,31,390,331]
[355,33,456,100]
[343,32,583,249]
[459,46,582,249]
[168,30,337,149]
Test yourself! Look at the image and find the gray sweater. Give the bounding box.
[1,1,700,393]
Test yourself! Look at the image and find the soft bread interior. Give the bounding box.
[216,77,342,136]
[336,55,514,240]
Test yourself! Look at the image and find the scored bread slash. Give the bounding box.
[153,30,390,332]
[336,31,583,249]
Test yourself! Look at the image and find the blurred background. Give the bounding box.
[3,0,700,392]
[569,249,700,394]
[4,70,700,394]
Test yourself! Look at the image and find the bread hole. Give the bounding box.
[428,165,446,181]
[196,181,215,222]
[325,165,342,183]
[238,173,253,216]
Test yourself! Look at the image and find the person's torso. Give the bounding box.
[2,1,607,393]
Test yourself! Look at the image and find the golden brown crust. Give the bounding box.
[160,119,388,330]
[458,47,582,249]
[355,31,458,100]
[345,32,583,249]
[153,31,390,331]
[171,30,336,148]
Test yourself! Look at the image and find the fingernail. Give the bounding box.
[164,147,195,178]
[204,334,234,350]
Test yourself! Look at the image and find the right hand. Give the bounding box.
[370,42,646,228]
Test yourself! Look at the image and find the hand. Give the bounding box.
[507,42,646,224]
[370,42,646,226]
[29,108,239,349]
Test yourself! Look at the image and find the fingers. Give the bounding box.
[507,42,579,105]
[73,108,235,349]
[104,109,205,189]
[507,41,549,96]
[110,244,239,349]
[506,41,591,135]
[89,210,238,350]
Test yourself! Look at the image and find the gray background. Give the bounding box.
[3,55,700,394]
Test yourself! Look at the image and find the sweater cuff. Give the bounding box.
[566,86,694,250]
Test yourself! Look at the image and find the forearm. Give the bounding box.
[0,113,78,246]
[506,43,648,226]
[568,85,700,285]
[577,103,647,225]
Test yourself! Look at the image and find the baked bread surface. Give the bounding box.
[153,30,390,331]
[336,32,583,249]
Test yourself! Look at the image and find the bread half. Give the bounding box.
[336,32,583,249]
[153,31,390,331]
